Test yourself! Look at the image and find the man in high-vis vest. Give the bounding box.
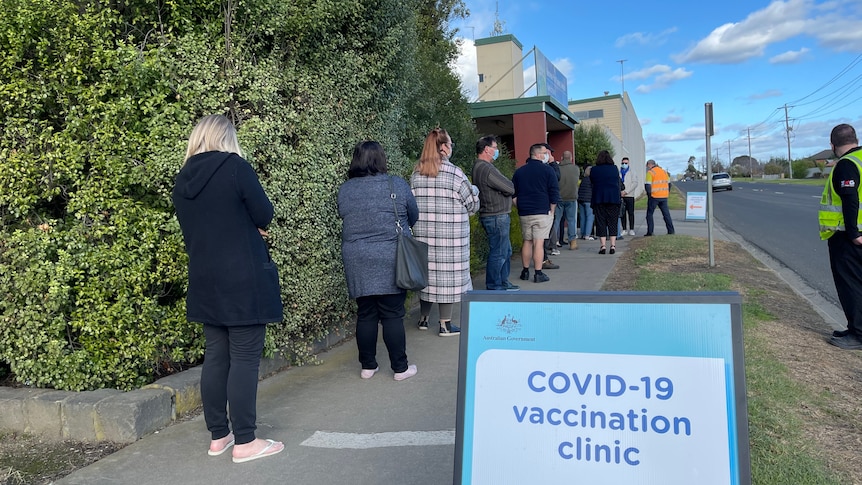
[644,159,675,236]
[820,124,862,350]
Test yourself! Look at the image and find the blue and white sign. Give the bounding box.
[686,192,707,221]
[535,48,568,107]
[455,292,750,485]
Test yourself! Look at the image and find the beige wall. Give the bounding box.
[569,94,646,199]
[476,41,525,101]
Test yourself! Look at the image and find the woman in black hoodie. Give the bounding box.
[172,115,284,464]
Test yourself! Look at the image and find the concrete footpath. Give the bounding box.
[56,211,843,484]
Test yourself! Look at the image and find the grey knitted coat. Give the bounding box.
[338,174,419,299]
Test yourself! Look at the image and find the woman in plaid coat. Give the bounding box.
[411,128,480,336]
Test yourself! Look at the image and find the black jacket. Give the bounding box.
[172,151,282,326]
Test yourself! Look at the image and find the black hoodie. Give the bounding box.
[172,151,282,326]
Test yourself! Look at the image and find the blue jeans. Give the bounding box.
[577,201,594,238]
[555,200,578,242]
[646,198,675,235]
[480,214,513,290]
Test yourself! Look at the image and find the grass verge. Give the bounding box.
[613,234,846,484]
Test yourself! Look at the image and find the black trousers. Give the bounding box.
[201,324,267,445]
[620,196,635,230]
[828,233,862,335]
[594,203,620,238]
[357,292,409,373]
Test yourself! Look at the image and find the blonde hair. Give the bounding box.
[184,114,244,161]
[415,127,449,177]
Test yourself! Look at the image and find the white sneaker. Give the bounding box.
[394,364,417,381]
[550,249,560,255]
[629,230,635,236]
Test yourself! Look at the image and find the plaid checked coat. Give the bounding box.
[410,160,480,303]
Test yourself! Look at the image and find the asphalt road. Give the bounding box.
[675,179,838,305]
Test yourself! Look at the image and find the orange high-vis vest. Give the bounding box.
[647,166,670,198]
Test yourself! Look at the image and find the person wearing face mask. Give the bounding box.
[619,157,639,236]
[472,135,519,291]
[411,128,480,336]
[512,143,560,283]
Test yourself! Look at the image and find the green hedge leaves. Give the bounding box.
[0,0,475,390]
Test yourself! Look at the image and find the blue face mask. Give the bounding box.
[493,148,499,160]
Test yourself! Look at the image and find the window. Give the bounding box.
[572,109,604,120]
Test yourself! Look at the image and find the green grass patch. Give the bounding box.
[632,234,705,265]
[629,235,845,483]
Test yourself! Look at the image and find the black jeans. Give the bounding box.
[356,292,409,373]
[202,324,267,445]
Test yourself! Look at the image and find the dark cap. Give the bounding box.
[541,143,555,152]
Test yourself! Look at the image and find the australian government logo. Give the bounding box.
[484,314,536,343]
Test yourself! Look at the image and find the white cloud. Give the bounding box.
[452,38,479,101]
[615,27,678,48]
[641,118,652,126]
[674,0,810,64]
[625,64,673,81]
[634,66,693,94]
[663,115,683,123]
[770,47,810,64]
[647,127,708,143]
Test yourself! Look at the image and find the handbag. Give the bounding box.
[389,176,429,291]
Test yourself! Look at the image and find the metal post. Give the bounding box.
[705,103,715,267]
[748,128,752,178]
[785,104,793,179]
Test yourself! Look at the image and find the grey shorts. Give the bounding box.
[520,213,553,241]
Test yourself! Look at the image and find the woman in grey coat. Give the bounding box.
[338,141,419,381]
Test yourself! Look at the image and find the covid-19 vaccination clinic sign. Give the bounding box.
[454,291,750,485]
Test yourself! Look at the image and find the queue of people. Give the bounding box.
[173,115,677,463]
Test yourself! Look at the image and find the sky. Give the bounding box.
[449,0,862,175]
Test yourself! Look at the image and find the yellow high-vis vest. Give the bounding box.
[819,151,862,240]
[647,166,670,198]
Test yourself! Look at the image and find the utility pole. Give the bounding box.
[747,128,753,178]
[726,139,732,171]
[784,104,793,179]
[617,59,626,94]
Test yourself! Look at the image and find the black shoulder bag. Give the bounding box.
[389,176,429,291]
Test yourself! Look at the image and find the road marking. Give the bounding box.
[300,430,455,449]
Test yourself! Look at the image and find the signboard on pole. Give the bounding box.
[454,291,750,485]
[685,191,707,221]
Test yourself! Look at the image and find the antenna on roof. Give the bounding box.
[491,1,506,36]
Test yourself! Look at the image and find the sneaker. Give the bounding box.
[555,242,562,247]
[587,236,596,240]
[617,235,624,240]
[360,367,379,379]
[504,282,520,291]
[833,329,851,337]
[439,321,461,337]
[629,230,636,236]
[519,268,530,281]
[542,259,560,270]
[829,333,862,350]
[533,272,550,283]
[418,318,429,331]
[550,249,560,256]
[394,364,417,381]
